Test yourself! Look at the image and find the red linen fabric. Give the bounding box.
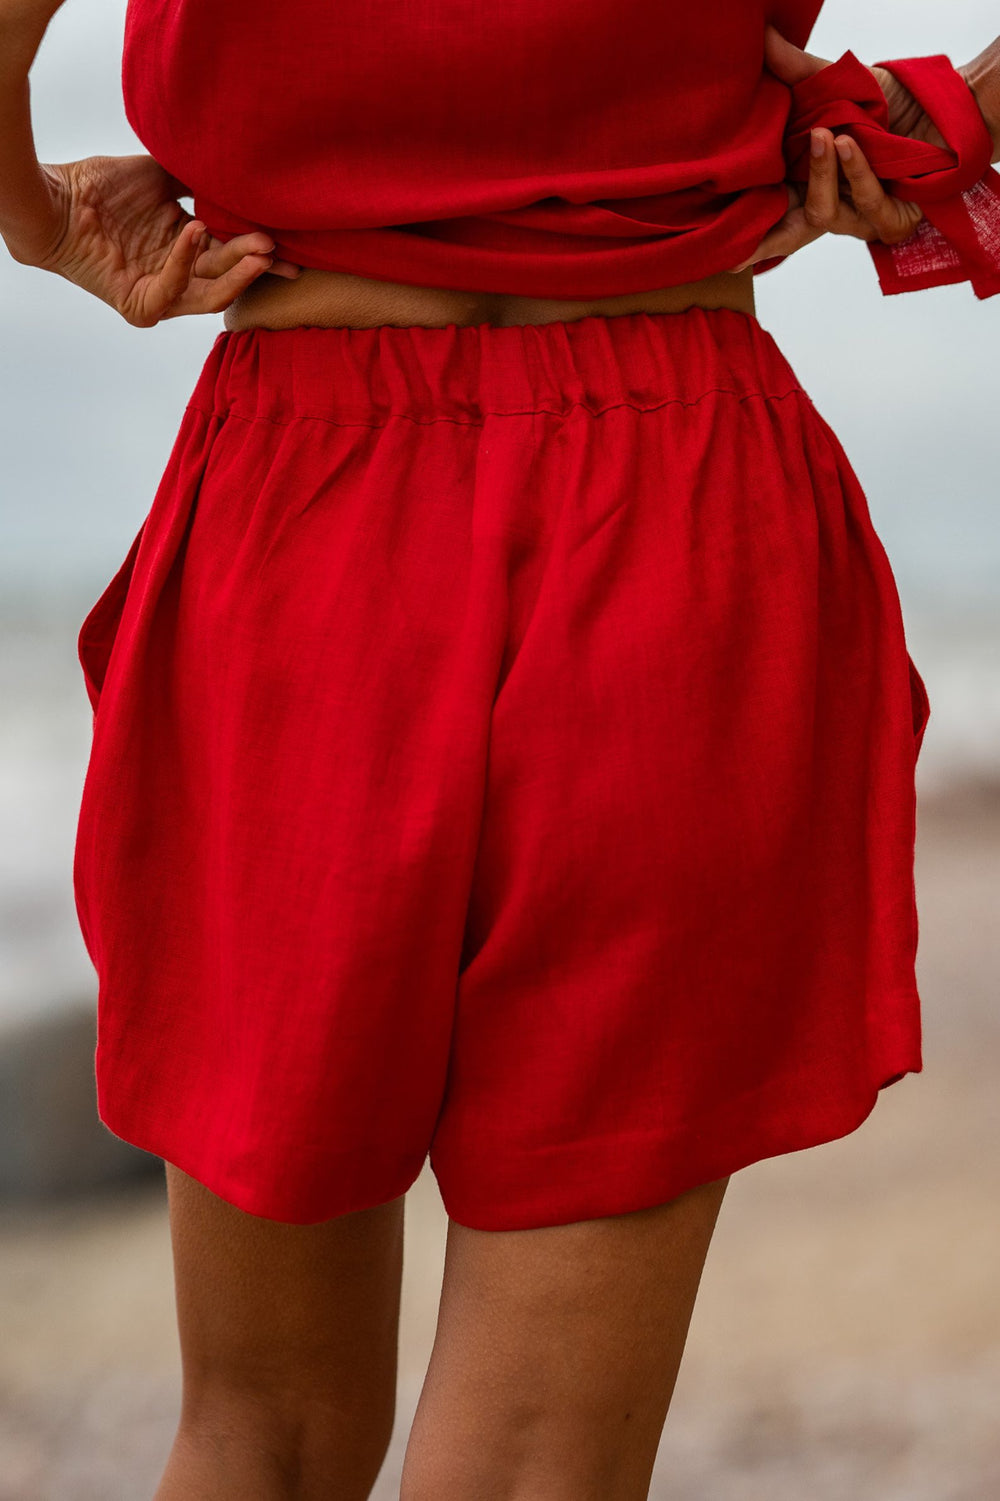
[117,0,826,298]
[74,309,929,1230]
[118,0,998,298]
[757,49,1000,298]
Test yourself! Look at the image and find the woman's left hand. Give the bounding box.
[6,153,302,324]
[729,25,928,273]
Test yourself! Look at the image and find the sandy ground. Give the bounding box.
[1,789,997,1501]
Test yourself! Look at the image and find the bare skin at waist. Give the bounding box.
[221,263,758,331]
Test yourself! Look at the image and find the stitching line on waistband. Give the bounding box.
[184,384,808,432]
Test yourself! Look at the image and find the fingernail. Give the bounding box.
[730,260,751,274]
[835,138,854,162]
[811,130,825,158]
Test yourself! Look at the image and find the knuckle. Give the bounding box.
[802,202,834,230]
[851,187,883,218]
[844,162,872,194]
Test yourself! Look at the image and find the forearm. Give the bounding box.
[0,0,69,251]
[957,33,1000,163]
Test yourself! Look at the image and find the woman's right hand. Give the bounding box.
[4,152,302,325]
[729,24,929,274]
[728,131,924,274]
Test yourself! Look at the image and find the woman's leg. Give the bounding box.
[399,1174,730,1501]
[153,1162,405,1501]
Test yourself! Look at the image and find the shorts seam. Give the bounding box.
[184,384,808,433]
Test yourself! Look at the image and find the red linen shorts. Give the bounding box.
[73,308,930,1232]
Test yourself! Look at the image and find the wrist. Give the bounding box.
[1,164,67,267]
[957,38,1000,163]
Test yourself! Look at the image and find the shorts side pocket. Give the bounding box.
[78,519,148,717]
[907,652,931,761]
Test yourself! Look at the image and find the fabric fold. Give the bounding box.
[756,49,1000,298]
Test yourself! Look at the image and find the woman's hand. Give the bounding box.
[729,25,930,273]
[4,153,302,324]
[957,34,1000,163]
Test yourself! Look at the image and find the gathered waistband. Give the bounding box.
[188,307,806,429]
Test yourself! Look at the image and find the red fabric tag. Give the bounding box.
[759,49,1000,298]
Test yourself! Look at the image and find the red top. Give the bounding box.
[120,0,1000,299]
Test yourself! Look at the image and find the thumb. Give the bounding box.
[763,23,832,85]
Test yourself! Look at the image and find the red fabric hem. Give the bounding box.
[94,1068,429,1224]
[432,1024,923,1232]
[92,995,923,1230]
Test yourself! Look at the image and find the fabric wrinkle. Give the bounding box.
[71,307,928,1229]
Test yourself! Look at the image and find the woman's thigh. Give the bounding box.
[159,1162,404,1498]
[400,1174,731,1501]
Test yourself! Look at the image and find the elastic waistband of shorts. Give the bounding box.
[189,307,806,429]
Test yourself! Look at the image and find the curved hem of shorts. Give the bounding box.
[94,1101,428,1224]
[431,1043,923,1234]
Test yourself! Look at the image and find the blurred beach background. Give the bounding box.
[0,0,997,1496]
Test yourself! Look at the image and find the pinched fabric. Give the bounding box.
[758,49,1000,298]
